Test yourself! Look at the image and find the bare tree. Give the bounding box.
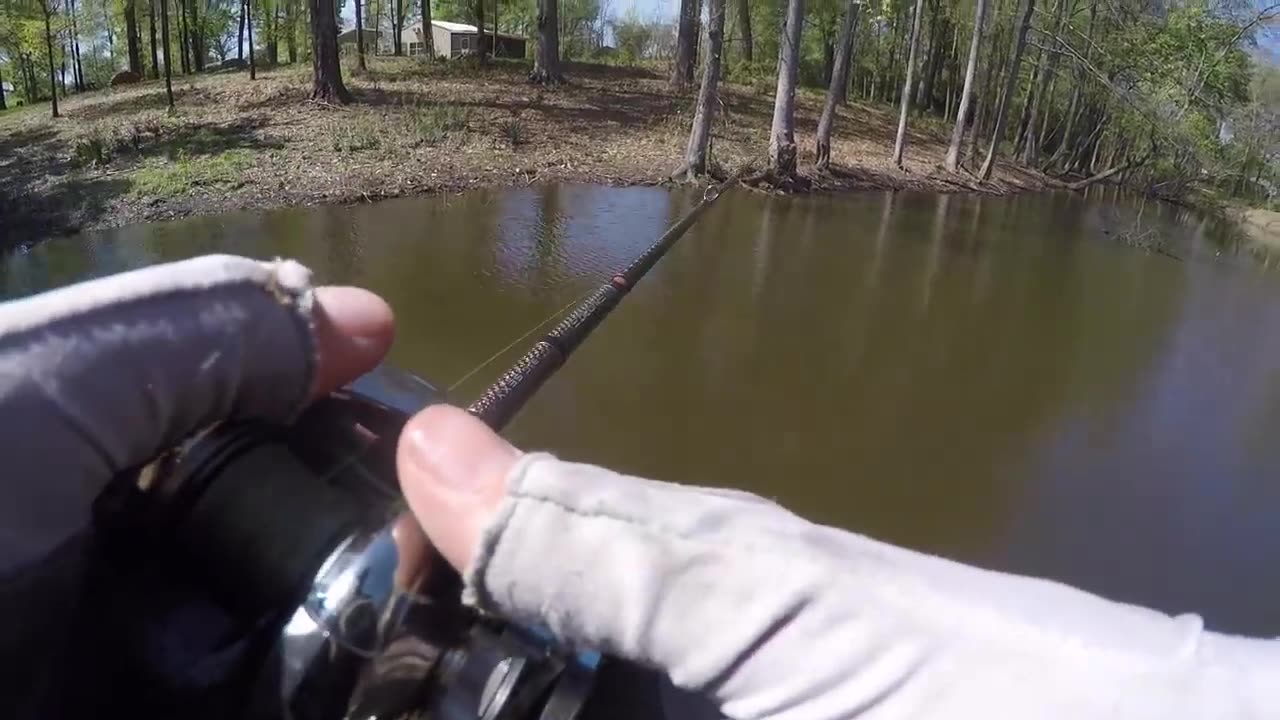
[671,0,699,88]
[815,0,860,170]
[310,0,351,102]
[736,0,751,61]
[684,0,726,178]
[891,0,925,167]
[978,0,1035,181]
[529,0,563,84]
[768,0,805,179]
[945,0,988,171]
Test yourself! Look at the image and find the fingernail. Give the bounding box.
[404,425,477,493]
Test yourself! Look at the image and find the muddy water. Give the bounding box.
[7,185,1280,636]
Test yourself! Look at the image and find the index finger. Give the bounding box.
[0,255,394,574]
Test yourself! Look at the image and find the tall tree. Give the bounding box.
[815,0,859,170]
[529,0,562,84]
[237,0,244,58]
[246,0,255,77]
[891,0,925,167]
[148,0,159,77]
[68,0,84,90]
[945,0,988,171]
[0,63,6,110]
[159,0,173,108]
[670,0,698,88]
[736,0,751,61]
[176,0,189,73]
[1019,0,1066,164]
[187,0,202,70]
[392,0,401,54]
[768,0,805,179]
[125,0,142,73]
[419,0,433,57]
[41,0,58,116]
[309,0,350,102]
[353,0,365,69]
[683,0,725,178]
[978,0,1035,180]
[476,0,486,60]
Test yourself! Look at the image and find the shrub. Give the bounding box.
[498,116,527,148]
[408,103,470,146]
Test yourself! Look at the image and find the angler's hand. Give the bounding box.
[0,255,394,575]
[397,406,1279,720]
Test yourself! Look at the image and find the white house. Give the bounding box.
[400,20,526,59]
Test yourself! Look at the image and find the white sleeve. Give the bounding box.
[464,453,1280,720]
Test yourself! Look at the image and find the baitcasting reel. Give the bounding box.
[92,366,598,720]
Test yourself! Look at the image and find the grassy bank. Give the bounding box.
[0,57,1052,248]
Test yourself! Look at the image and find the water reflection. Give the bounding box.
[6,186,1280,635]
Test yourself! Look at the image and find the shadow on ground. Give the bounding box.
[0,115,281,251]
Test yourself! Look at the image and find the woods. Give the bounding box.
[0,0,1276,207]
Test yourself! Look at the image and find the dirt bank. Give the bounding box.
[0,58,1053,249]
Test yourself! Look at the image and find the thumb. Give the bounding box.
[396,404,519,574]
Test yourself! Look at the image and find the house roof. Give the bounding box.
[406,19,525,39]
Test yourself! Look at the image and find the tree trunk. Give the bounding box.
[768,0,805,178]
[684,0,726,178]
[477,0,487,60]
[189,0,203,71]
[247,0,256,78]
[44,6,59,116]
[821,40,834,87]
[392,0,402,55]
[529,0,563,84]
[354,0,366,69]
[286,0,297,62]
[1046,0,1093,168]
[1019,0,1065,164]
[891,0,925,167]
[836,12,858,105]
[978,0,1035,181]
[177,0,189,73]
[148,0,160,78]
[69,0,85,90]
[919,1,945,111]
[268,1,280,63]
[309,0,350,101]
[815,0,859,170]
[671,0,700,88]
[159,0,174,108]
[420,0,434,57]
[945,0,987,171]
[125,0,143,73]
[0,64,6,110]
[238,0,245,59]
[736,0,752,62]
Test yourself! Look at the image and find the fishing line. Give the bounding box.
[446,288,597,393]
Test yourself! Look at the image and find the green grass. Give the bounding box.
[129,150,254,197]
[407,103,470,146]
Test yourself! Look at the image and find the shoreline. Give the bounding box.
[3,58,1058,247]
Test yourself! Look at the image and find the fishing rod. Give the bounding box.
[468,170,747,430]
[92,171,747,720]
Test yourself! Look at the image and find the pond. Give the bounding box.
[6,184,1280,637]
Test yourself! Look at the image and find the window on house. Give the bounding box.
[459,36,471,50]
[409,42,423,56]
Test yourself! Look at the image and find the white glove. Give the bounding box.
[398,406,1280,720]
